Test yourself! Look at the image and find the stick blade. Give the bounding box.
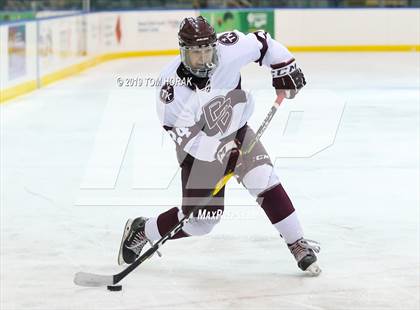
[74,272,114,287]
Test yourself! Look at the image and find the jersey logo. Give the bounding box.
[159,83,174,104]
[204,79,211,92]
[218,32,239,45]
[202,95,233,135]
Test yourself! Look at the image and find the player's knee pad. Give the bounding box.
[241,164,280,197]
[178,208,222,236]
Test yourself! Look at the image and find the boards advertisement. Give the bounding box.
[39,22,53,68]
[0,11,35,22]
[7,24,26,80]
[121,10,194,51]
[201,10,274,38]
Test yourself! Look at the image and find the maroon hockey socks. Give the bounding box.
[257,183,304,244]
[155,207,189,240]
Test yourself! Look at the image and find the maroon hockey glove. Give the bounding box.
[216,139,242,176]
[271,59,306,99]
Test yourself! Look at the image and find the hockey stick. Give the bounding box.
[74,96,285,287]
[212,96,284,195]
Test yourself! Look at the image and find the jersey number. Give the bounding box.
[168,127,192,146]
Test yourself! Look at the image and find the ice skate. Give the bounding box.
[288,238,321,276]
[118,217,157,265]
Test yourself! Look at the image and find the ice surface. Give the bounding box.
[1,53,419,310]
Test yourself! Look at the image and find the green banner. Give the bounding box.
[201,10,274,38]
[0,12,35,22]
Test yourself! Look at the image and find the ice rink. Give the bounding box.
[1,52,419,310]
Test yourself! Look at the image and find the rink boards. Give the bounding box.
[0,8,419,102]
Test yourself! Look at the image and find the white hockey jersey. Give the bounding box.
[156,30,294,162]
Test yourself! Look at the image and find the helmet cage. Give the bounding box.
[180,42,219,78]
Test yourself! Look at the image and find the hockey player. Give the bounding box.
[118,16,321,275]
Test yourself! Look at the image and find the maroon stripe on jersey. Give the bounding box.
[270,58,295,69]
[235,76,242,89]
[256,183,295,224]
[253,31,268,66]
[157,207,189,239]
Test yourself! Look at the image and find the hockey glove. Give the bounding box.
[271,59,306,99]
[216,139,242,176]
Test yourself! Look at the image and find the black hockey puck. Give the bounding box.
[107,285,122,291]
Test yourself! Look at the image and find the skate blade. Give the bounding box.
[306,262,322,276]
[117,219,133,266]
